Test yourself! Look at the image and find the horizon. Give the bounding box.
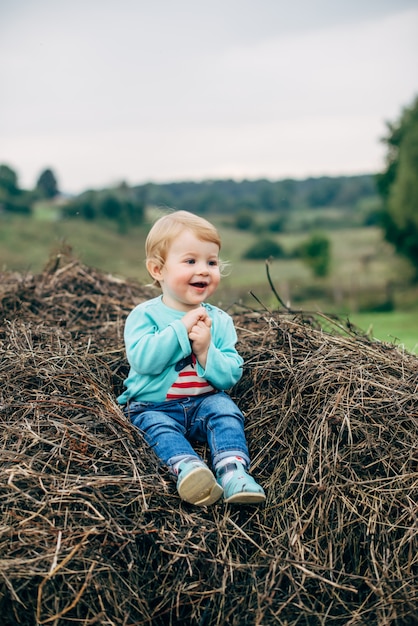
[55,169,380,197]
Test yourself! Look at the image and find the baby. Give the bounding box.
[118,210,265,506]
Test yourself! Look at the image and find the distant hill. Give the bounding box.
[135,174,378,216]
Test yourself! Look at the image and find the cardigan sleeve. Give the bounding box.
[124,306,191,375]
[195,307,243,389]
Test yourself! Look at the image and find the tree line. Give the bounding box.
[141,174,377,216]
[0,165,378,228]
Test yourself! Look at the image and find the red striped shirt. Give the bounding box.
[166,355,215,399]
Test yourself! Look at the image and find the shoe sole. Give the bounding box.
[224,491,266,504]
[178,466,223,506]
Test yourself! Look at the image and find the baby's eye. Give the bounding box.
[209,260,218,266]
[185,259,195,264]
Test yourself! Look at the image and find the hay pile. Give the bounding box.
[0,250,417,625]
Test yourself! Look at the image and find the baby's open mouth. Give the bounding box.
[191,282,207,288]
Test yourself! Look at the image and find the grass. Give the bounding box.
[349,311,418,354]
[0,214,151,285]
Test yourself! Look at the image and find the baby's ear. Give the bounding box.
[146,259,163,282]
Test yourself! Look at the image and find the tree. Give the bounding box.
[36,168,59,199]
[0,163,32,214]
[62,185,145,230]
[306,177,340,207]
[377,96,418,274]
[100,194,121,220]
[0,164,19,195]
[63,191,97,220]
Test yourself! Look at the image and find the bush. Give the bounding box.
[298,232,331,277]
[267,216,286,233]
[242,238,285,260]
[234,210,255,230]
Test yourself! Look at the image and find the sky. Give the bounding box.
[1,0,418,194]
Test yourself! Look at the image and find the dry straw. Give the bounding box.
[0,249,417,625]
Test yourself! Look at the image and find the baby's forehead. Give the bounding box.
[168,230,219,250]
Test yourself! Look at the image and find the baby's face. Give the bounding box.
[156,229,220,311]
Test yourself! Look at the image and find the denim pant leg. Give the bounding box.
[126,401,200,467]
[192,392,251,468]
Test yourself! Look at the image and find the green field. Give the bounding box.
[349,311,418,354]
[1,212,417,353]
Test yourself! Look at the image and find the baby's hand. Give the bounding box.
[182,307,209,333]
[189,320,211,367]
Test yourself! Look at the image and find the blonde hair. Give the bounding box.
[145,210,222,286]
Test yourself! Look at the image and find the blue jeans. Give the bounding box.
[125,391,250,470]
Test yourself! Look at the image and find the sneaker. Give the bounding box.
[216,462,266,504]
[176,459,223,506]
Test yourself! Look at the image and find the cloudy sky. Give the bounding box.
[1,0,417,194]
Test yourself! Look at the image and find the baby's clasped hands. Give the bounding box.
[181,306,210,333]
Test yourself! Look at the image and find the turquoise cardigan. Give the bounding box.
[117,296,243,404]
